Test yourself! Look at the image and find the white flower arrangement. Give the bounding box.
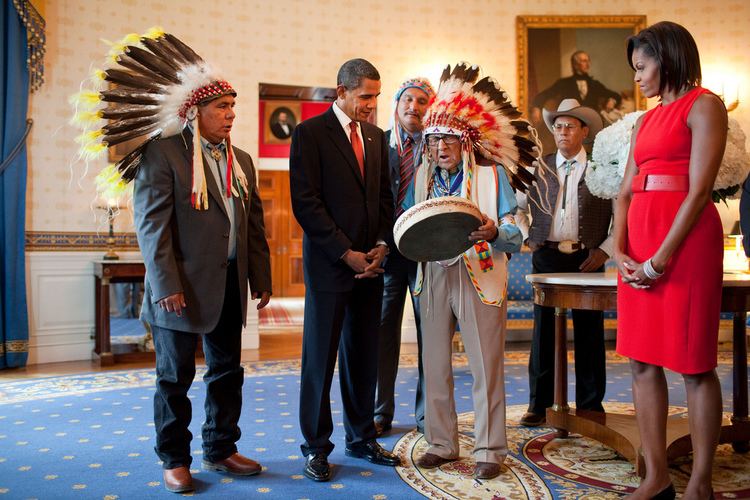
[714,118,750,200]
[585,111,645,199]
[585,112,750,202]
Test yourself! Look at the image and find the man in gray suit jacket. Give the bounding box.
[134,89,272,493]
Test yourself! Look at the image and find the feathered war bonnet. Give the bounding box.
[70,27,247,210]
[421,63,542,194]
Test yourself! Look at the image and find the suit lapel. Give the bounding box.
[324,108,364,187]
[180,128,229,217]
[362,124,378,189]
[231,146,248,218]
[386,129,399,181]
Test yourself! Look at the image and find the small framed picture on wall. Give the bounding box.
[263,101,301,145]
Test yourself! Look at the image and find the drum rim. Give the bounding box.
[393,196,481,237]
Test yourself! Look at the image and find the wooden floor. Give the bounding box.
[0,331,297,380]
[0,330,582,381]
[0,330,424,381]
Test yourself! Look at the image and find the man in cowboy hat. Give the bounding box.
[516,98,612,427]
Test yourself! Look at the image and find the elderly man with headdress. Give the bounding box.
[401,63,539,480]
[71,28,272,493]
[374,77,434,437]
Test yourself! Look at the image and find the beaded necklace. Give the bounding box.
[430,166,464,198]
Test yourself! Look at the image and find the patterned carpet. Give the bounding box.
[0,353,747,499]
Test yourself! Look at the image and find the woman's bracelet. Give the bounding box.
[643,258,664,280]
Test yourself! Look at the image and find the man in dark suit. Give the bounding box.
[290,58,400,482]
[134,89,272,493]
[270,111,294,139]
[530,50,621,122]
[375,77,434,436]
[515,99,612,427]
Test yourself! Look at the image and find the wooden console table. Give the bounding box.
[526,272,750,476]
[93,259,146,366]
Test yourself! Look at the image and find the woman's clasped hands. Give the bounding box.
[615,253,661,289]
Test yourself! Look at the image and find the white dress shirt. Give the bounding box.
[331,101,366,160]
[515,147,613,256]
[200,136,237,259]
[547,148,587,242]
[330,102,387,254]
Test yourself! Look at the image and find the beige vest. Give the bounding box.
[413,162,508,307]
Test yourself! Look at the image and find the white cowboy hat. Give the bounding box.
[543,98,603,143]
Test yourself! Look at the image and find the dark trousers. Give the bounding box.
[375,250,424,430]
[299,277,383,456]
[152,261,244,469]
[528,247,606,414]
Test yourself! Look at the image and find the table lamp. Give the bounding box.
[726,220,747,273]
[98,198,121,261]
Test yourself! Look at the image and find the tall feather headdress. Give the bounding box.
[422,63,543,193]
[71,27,244,209]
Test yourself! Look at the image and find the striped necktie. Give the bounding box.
[395,136,414,218]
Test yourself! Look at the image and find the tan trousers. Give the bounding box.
[420,261,508,464]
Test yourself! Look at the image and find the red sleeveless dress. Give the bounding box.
[616,87,723,374]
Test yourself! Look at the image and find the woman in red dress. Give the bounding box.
[613,22,727,500]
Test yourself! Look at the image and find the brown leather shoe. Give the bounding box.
[474,461,501,480]
[202,452,262,476]
[519,412,546,427]
[163,466,194,493]
[415,452,455,469]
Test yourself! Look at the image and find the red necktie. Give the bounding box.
[349,121,365,178]
[395,136,414,218]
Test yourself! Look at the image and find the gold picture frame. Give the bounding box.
[517,15,648,152]
[263,101,301,145]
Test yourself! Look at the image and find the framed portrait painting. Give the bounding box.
[263,101,301,145]
[517,15,647,153]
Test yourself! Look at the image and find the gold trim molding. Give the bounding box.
[25,231,139,251]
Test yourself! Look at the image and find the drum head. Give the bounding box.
[394,196,482,262]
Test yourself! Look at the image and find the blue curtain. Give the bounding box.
[0,1,31,368]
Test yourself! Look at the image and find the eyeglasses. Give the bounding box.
[552,122,581,132]
[426,134,460,147]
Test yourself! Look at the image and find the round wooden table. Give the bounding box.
[526,272,750,476]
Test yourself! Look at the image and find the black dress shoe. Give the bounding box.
[374,420,392,437]
[650,483,675,500]
[303,453,331,482]
[519,412,546,427]
[345,441,401,467]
